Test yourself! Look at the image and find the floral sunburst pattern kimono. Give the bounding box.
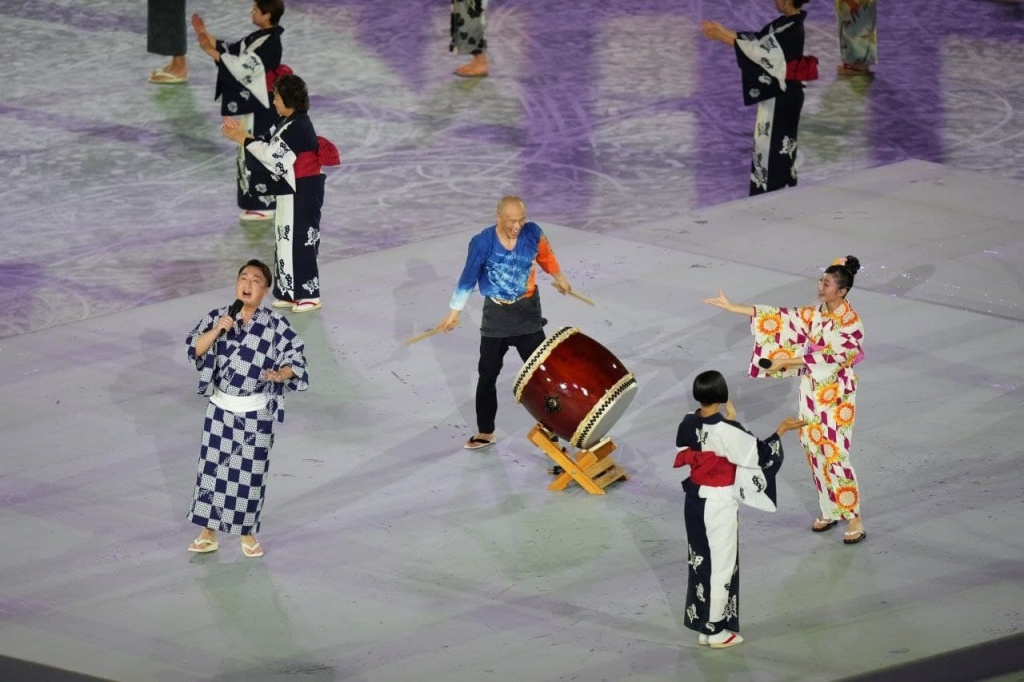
[748,300,865,520]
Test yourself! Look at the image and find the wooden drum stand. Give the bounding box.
[527,424,629,495]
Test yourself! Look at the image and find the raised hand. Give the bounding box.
[191,14,217,55]
[776,417,806,436]
[220,117,247,144]
[703,289,731,309]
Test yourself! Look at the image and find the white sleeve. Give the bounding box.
[245,122,297,190]
[735,27,789,92]
[220,35,271,108]
[707,423,760,468]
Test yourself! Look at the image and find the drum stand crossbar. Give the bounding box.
[528,425,630,495]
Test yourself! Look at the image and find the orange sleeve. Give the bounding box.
[536,235,561,275]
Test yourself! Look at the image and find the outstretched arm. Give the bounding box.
[191,14,220,61]
[775,416,805,437]
[701,20,737,46]
[704,289,755,317]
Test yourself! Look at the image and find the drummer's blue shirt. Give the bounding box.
[449,222,562,311]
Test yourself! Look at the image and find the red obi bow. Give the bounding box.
[265,64,294,90]
[786,56,819,82]
[295,137,341,178]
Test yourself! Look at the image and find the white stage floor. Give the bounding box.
[2,162,1022,681]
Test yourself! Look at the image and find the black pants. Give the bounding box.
[475,330,545,434]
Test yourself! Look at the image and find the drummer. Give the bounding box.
[436,195,573,450]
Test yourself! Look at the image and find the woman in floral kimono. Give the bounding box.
[836,0,877,76]
[703,256,867,545]
[701,0,818,195]
[450,0,488,77]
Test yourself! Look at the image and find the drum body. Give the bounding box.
[513,327,638,449]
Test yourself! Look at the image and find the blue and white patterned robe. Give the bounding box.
[185,305,307,535]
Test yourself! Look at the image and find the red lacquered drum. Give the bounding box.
[513,327,638,449]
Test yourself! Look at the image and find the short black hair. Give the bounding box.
[824,255,861,293]
[238,259,273,287]
[274,74,309,113]
[256,0,285,26]
[693,370,729,406]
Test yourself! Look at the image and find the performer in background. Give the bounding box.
[836,0,877,76]
[450,0,489,77]
[192,0,287,222]
[675,370,803,649]
[185,259,308,558]
[222,74,339,314]
[703,256,867,545]
[435,196,572,450]
[701,0,818,195]
[147,0,188,84]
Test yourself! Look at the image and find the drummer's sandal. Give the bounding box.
[464,437,495,450]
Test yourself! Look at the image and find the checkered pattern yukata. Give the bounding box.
[186,305,307,535]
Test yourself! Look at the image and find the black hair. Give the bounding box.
[256,0,285,26]
[824,255,861,293]
[693,370,729,406]
[792,0,809,8]
[239,259,273,287]
[274,74,309,113]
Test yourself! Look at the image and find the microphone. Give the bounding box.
[219,299,243,337]
[758,358,773,369]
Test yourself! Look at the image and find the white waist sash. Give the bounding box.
[210,388,268,414]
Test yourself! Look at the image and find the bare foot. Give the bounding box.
[188,529,218,552]
[455,54,489,78]
[837,63,871,76]
[843,518,866,544]
[150,55,188,83]
[241,535,264,557]
[464,432,496,449]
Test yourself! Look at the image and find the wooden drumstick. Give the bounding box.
[404,328,442,346]
[567,290,595,306]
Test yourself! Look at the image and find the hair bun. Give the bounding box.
[843,255,861,276]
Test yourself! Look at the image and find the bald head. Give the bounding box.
[496,195,526,215]
[495,195,528,239]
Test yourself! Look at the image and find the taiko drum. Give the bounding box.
[513,327,638,449]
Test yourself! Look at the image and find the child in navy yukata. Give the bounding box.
[675,370,803,648]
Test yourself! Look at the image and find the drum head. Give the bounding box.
[571,373,638,449]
